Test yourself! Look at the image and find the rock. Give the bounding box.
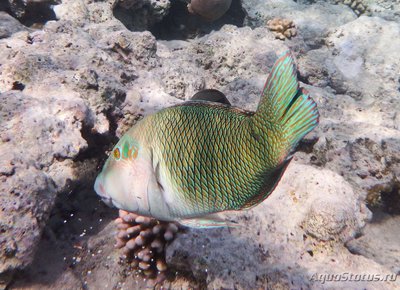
[5,0,57,27]
[0,12,27,39]
[296,16,400,199]
[53,0,90,24]
[347,212,400,274]
[370,2,400,22]
[326,16,399,99]
[113,0,171,31]
[242,1,356,46]
[0,91,89,282]
[187,0,232,22]
[150,0,246,40]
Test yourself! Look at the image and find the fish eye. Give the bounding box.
[113,147,121,160]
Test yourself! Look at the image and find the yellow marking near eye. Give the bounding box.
[113,147,121,160]
[129,146,139,160]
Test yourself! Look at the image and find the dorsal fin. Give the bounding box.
[191,89,231,105]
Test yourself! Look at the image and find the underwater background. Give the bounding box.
[0,0,399,289]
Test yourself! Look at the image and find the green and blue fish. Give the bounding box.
[94,52,319,228]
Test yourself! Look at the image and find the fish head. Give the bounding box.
[94,135,151,214]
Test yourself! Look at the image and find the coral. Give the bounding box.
[266,18,297,40]
[114,210,180,283]
[334,0,370,16]
[187,0,232,21]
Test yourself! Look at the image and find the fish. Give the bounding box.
[94,51,319,228]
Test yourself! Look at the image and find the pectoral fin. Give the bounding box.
[178,214,240,228]
[146,155,173,220]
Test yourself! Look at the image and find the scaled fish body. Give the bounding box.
[94,52,319,228]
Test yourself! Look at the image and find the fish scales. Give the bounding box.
[148,103,280,216]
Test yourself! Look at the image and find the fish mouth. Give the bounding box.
[94,176,113,207]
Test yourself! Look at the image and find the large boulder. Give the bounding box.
[0,91,89,285]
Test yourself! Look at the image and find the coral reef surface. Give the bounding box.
[0,0,400,289]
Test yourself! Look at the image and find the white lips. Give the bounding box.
[95,177,115,208]
[94,176,108,199]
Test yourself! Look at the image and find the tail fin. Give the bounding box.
[254,51,319,152]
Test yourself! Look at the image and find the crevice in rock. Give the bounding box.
[380,183,400,215]
[2,1,58,27]
[297,135,319,154]
[150,0,246,40]
[297,71,311,85]
[11,81,25,91]
[19,2,57,27]
[74,109,120,163]
[367,181,400,218]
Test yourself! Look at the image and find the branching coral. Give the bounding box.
[334,0,370,16]
[266,18,297,40]
[114,210,180,283]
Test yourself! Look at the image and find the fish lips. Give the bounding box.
[94,177,114,207]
